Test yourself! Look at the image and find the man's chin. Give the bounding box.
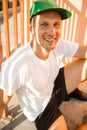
[47,46,56,52]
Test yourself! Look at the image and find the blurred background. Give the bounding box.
[0,0,87,58]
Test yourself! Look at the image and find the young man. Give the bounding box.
[0,0,87,129]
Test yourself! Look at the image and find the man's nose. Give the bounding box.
[48,27,56,35]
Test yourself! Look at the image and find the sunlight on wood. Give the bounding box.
[68,0,82,11]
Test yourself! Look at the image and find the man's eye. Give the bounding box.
[41,23,48,27]
[54,23,61,27]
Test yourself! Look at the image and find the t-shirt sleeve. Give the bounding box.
[55,40,79,62]
[0,59,19,96]
[0,44,30,96]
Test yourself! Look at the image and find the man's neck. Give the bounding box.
[30,41,50,60]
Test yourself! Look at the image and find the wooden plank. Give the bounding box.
[2,0,10,58]
[12,0,18,50]
[27,0,30,42]
[19,0,24,45]
[0,27,4,68]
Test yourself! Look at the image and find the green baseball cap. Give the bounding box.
[29,0,72,20]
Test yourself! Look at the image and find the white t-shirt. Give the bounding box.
[0,40,79,121]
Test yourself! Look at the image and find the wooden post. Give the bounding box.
[27,0,30,42]
[0,27,3,68]
[19,0,24,45]
[12,0,18,50]
[2,0,10,58]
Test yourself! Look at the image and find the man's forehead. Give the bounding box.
[35,10,62,21]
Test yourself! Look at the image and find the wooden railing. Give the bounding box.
[2,0,10,58]
[1,0,31,58]
[0,0,87,59]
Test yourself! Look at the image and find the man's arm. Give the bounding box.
[0,28,12,119]
[0,89,12,106]
[0,89,12,118]
[74,45,87,59]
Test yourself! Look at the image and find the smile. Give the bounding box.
[45,38,56,42]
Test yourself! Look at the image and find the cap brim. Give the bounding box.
[32,8,72,20]
[29,1,72,20]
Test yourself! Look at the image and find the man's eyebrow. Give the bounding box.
[39,19,62,22]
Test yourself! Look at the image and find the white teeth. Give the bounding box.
[45,38,54,42]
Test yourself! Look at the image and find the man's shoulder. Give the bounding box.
[1,43,31,69]
[8,42,30,61]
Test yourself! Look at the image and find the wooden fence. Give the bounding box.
[0,0,87,59]
[1,0,31,58]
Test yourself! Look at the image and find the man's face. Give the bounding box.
[31,10,62,52]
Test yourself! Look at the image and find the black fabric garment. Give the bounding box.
[35,67,69,130]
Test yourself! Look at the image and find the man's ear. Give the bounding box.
[29,22,35,35]
[29,18,35,34]
[29,24,32,32]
